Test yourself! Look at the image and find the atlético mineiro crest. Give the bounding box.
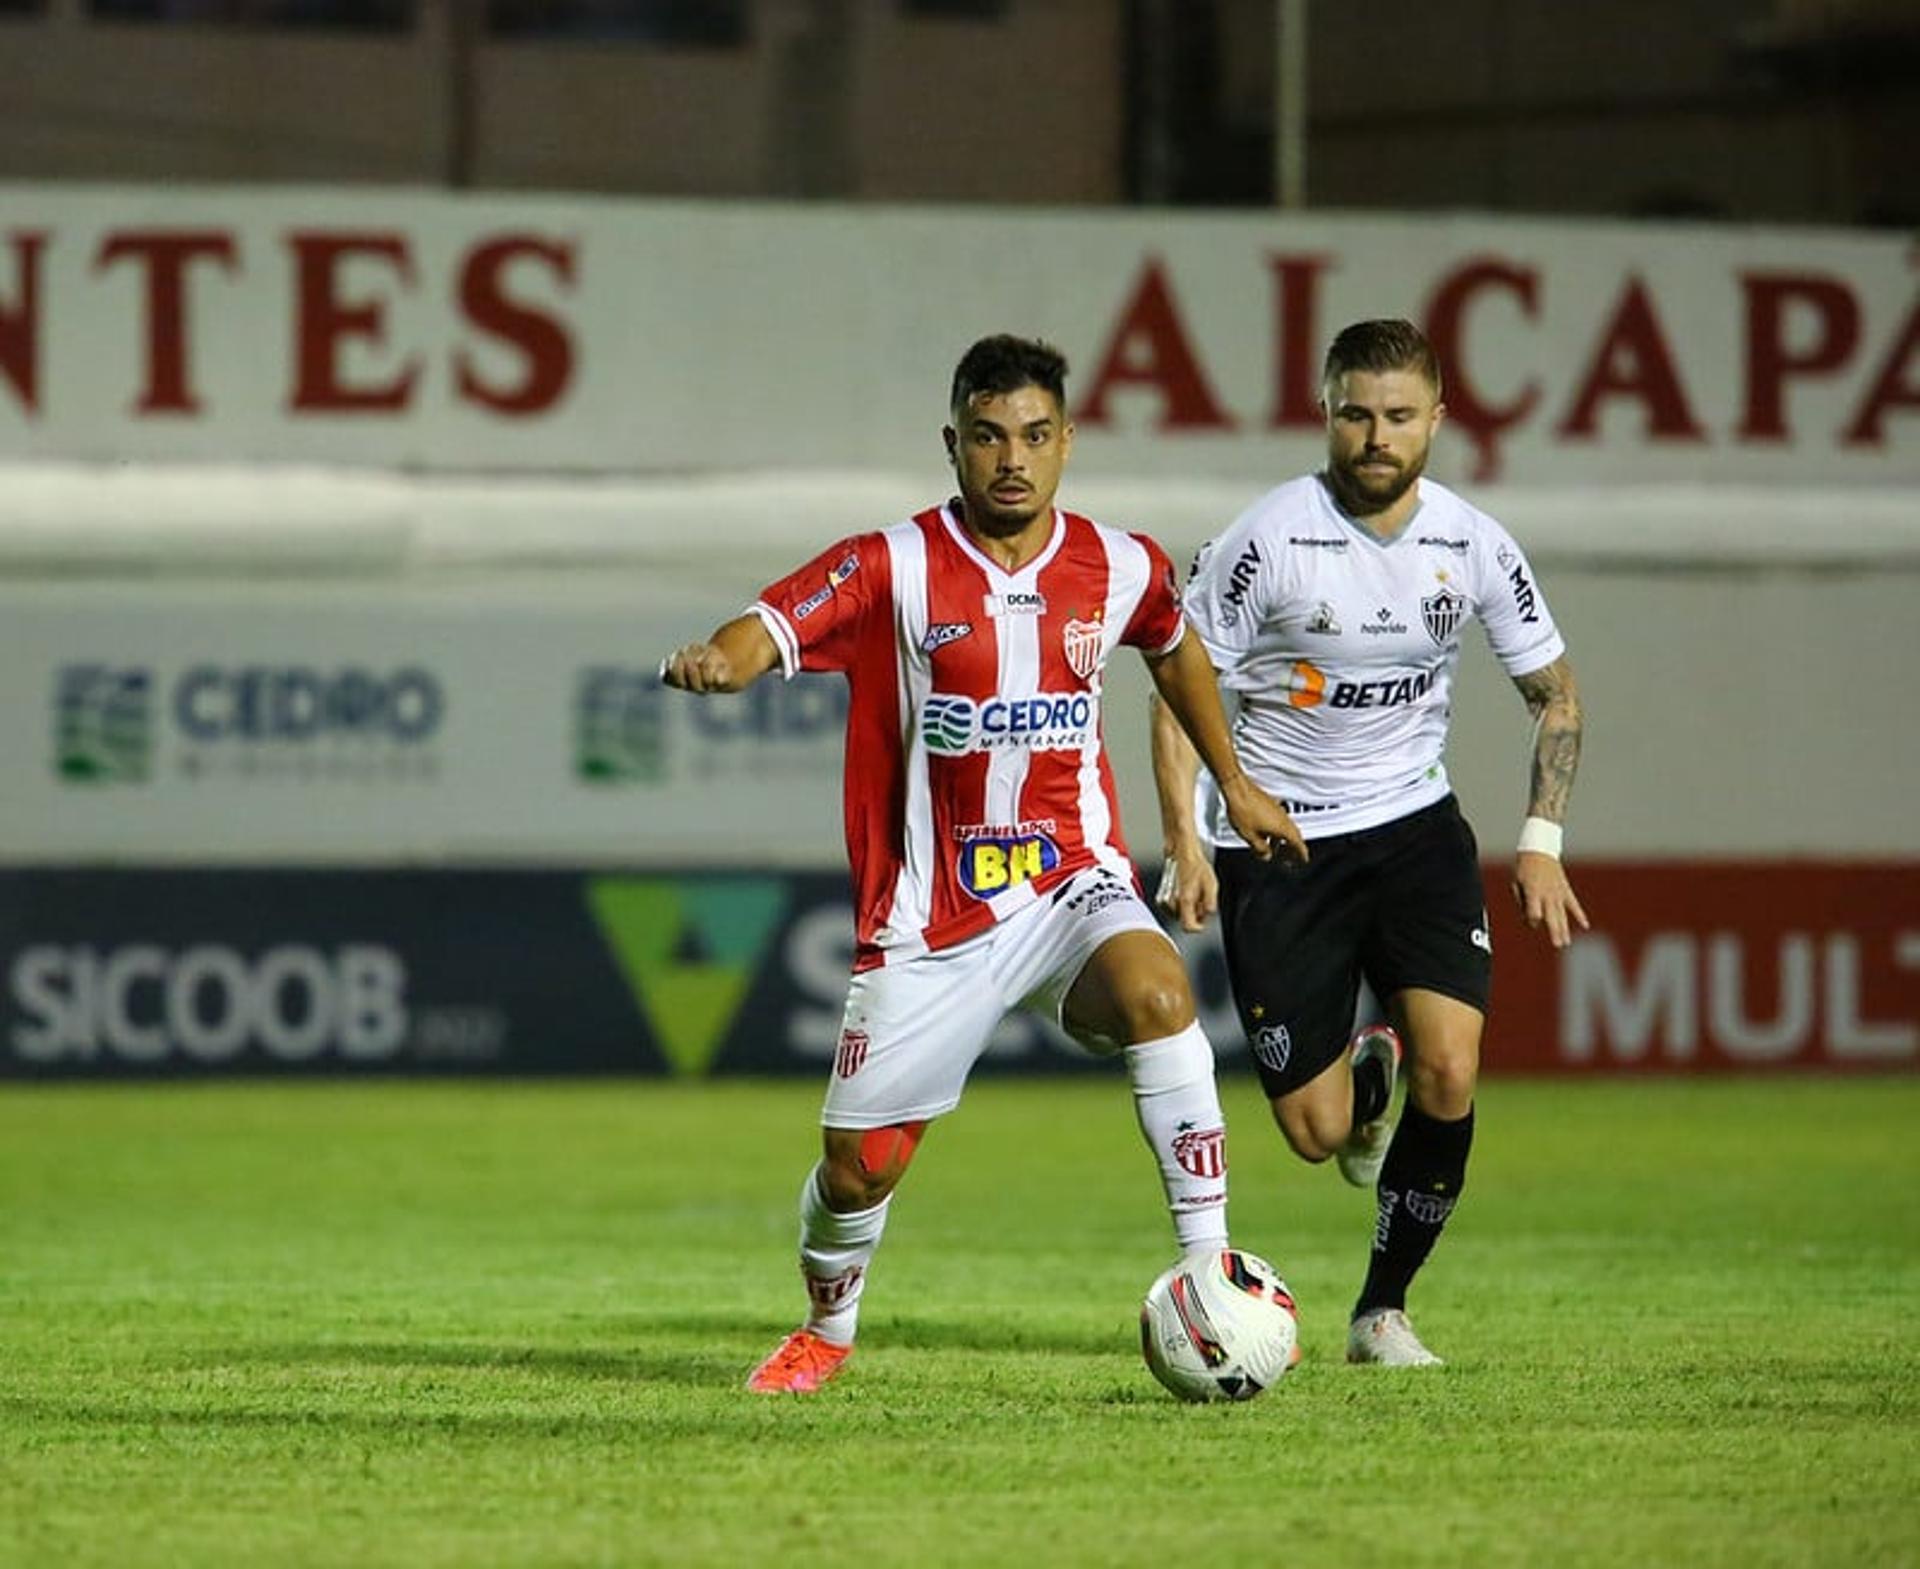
[1421,587,1467,646]
[1062,617,1104,680]
[1172,1124,1227,1178]
[835,1028,870,1079]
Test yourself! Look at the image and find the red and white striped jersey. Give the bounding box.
[753,501,1185,969]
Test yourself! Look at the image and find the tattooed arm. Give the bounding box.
[1510,655,1589,948]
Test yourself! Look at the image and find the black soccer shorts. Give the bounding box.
[1213,794,1492,1099]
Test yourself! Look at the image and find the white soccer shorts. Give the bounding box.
[820,862,1171,1129]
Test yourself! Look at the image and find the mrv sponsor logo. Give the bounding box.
[6,941,508,1067]
[53,663,446,784]
[575,667,846,784]
[920,691,1095,756]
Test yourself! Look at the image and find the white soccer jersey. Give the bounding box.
[1186,474,1564,842]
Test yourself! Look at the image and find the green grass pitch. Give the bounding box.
[3,1076,1916,1568]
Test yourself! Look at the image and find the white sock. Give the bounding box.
[1125,1022,1231,1253]
[797,1162,890,1347]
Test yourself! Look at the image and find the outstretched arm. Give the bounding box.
[1145,630,1304,905]
[1510,654,1589,948]
[1148,689,1219,932]
[660,613,782,694]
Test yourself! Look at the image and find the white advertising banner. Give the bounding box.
[5,557,1920,863]
[0,576,849,864]
[0,185,1914,489]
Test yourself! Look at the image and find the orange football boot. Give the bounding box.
[744,1328,852,1394]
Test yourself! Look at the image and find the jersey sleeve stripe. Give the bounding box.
[750,601,801,678]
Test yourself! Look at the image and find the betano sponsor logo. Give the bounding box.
[1263,661,1434,711]
[919,691,1095,755]
[586,876,787,1075]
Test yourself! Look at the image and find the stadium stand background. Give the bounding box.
[1,0,1915,1078]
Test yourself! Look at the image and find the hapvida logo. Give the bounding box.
[587,877,787,1076]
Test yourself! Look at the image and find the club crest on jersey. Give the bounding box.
[1422,587,1467,646]
[958,832,1061,899]
[1062,617,1105,680]
[1306,601,1340,636]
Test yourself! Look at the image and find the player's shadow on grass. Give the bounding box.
[181,1335,761,1389]
[874,1318,1119,1356]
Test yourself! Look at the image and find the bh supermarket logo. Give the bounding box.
[919,692,1095,756]
[54,665,154,785]
[53,662,445,785]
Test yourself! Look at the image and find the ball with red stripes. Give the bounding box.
[1139,1248,1299,1402]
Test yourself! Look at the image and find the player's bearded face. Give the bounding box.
[1322,367,1444,517]
[946,385,1073,536]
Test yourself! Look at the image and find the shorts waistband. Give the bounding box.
[1227,793,1460,858]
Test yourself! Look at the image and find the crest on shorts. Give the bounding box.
[1062,617,1105,680]
[1422,587,1467,646]
[834,1027,870,1079]
[1252,1023,1291,1073]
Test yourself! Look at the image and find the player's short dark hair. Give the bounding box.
[949,334,1069,418]
[1322,319,1443,397]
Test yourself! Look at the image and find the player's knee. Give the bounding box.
[1113,977,1196,1044]
[1269,1099,1339,1164]
[821,1121,926,1211]
[819,1152,894,1211]
[1409,1052,1477,1119]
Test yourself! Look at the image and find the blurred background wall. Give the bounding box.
[0,0,1915,1078]
[5,0,1917,223]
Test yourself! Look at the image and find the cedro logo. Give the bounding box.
[54,665,153,784]
[919,692,1094,756]
[174,665,442,742]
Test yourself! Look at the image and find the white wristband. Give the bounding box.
[1517,817,1564,859]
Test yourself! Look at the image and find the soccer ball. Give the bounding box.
[1139,1248,1299,1402]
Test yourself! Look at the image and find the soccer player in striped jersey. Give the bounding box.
[662,334,1302,1394]
[1153,319,1588,1368]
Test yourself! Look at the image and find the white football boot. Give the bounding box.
[1335,1024,1403,1189]
[1346,1308,1444,1367]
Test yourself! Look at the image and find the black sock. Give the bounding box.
[1354,1101,1474,1318]
[1351,1053,1390,1130]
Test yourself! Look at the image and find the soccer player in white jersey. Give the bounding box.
[1153,319,1587,1368]
[662,334,1301,1394]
